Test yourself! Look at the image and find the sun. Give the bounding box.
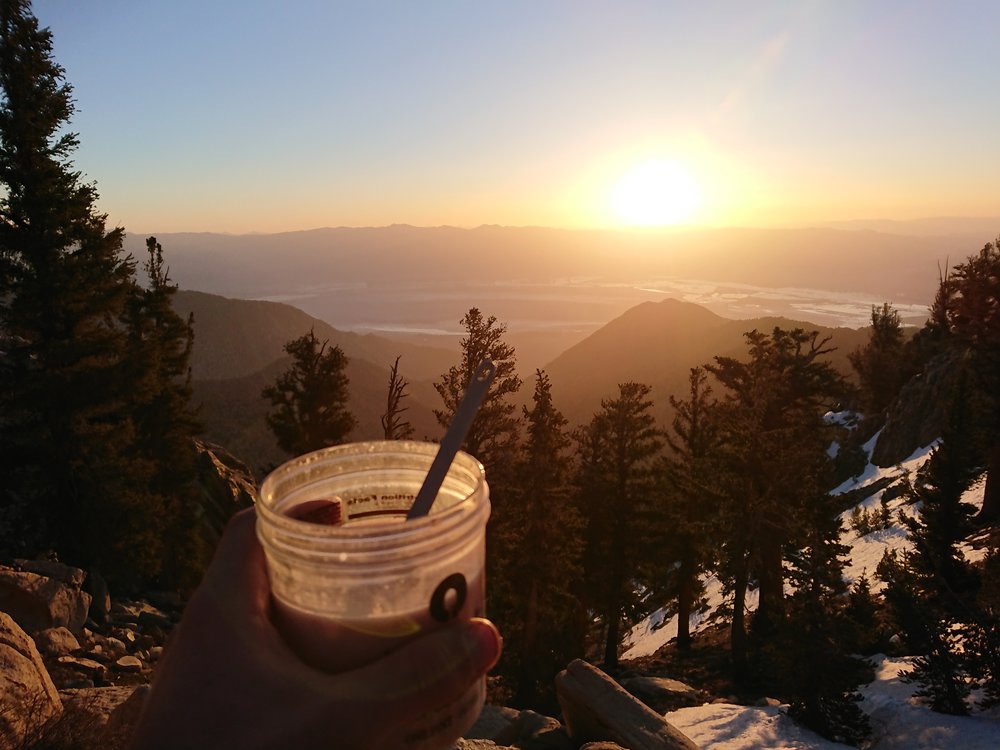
[611,159,703,226]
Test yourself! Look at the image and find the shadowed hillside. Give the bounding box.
[174,290,447,473]
[543,298,871,426]
[173,289,454,382]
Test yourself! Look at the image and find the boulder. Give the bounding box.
[465,704,521,740]
[113,655,143,673]
[0,611,62,750]
[556,660,700,750]
[493,709,571,750]
[33,626,81,657]
[13,559,86,587]
[56,655,107,677]
[0,564,92,634]
[455,741,517,750]
[581,744,629,750]
[618,675,705,714]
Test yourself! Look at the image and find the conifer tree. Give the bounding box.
[381,355,414,439]
[433,308,521,471]
[849,302,912,417]
[945,239,1000,522]
[575,382,662,670]
[0,2,181,586]
[262,329,356,456]
[660,367,720,650]
[707,328,845,675]
[493,370,583,708]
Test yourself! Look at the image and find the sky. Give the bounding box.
[30,0,1000,233]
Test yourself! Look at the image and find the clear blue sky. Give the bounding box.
[32,0,1000,233]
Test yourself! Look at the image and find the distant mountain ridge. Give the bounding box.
[129,224,996,307]
[542,297,870,426]
[173,290,450,473]
[177,290,874,473]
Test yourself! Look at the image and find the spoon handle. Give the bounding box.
[407,360,497,519]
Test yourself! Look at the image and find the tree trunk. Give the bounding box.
[977,445,1000,524]
[755,532,784,637]
[604,601,621,671]
[731,559,749,681]
[676,548,695,651]
[515,578,539,707]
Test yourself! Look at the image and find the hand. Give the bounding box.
[129,508,502,750]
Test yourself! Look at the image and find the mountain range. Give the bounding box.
[178,290,872,474]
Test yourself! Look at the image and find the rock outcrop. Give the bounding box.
[872,349,964,467]
[195,439,257,536]
[618,675,706,714]
[0,611,62,749]
[556,659,699,750]
[0,561,91,634]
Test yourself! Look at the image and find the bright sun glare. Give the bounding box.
[611,159,702,226]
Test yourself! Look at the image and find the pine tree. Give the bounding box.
[945,239,1000,522]
[125,236,207,587]
[433,308,521,471]
[0,2,173,586]
[660,367,720,650]
[381,355,414,439]
[493,370,583,709]
[706,328,845,676]
[849,302,912,417]
[575,382,662,670]
[262,329,356,456]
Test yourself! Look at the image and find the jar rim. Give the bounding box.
[256,440,487,550]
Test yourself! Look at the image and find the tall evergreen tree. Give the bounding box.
[575,382,662,670]
[0,2,182,586]
[659,367,720,650]
[707,328,845,675]
[262,329,356,456]
[945,239,1000,522]
[493,370,583,709]
[433,308,521,472]
[849,302,912,417]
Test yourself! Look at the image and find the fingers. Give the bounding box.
[199,507,271,617]
[333,618,501,722]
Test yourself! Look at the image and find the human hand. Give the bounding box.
[129,508,502,750]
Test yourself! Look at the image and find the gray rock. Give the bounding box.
[494,709,571,750]
[105,636,128,655]
[466,704,521,739]
[149,645,164,662]
[59,685,135,728]
[195,438,257,537]
[12,559,86,587]
[455,741,518,750]
[619,675,705,714]
[0,566,92,634]
[56,655,107,676]
[33,626,81,657]
[0,611,62,749]
[113,655,143,673]
[556,659,700,750]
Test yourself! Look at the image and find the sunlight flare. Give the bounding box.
[611,159,703,226]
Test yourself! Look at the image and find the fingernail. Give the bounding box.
[465,618,502,672]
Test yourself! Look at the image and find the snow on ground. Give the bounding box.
[622,430,999,747]
[665,655,1000,749]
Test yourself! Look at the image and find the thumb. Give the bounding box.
[342,618,501,722]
